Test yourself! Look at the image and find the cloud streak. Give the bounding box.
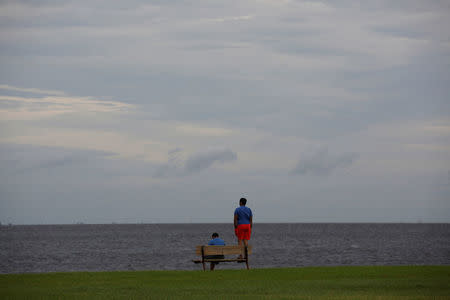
[185,149,237,173]
[154,148,238,177]
[201,15,254,23]
[0,143,115,175]
[291,148,358,176]
[0,85,134,120]
[175,124,233,136]
[0,84,66,96]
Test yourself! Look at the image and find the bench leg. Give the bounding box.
[244,246,250,270]
[201,246,206,271]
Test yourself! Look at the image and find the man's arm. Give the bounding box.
[234,214,238,228]
[250,216,253,229]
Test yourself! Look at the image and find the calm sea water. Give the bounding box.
[1,223,449,273]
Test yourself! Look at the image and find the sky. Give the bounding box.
[0,0,449,224]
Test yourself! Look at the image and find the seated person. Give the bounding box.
[205,232,225,271]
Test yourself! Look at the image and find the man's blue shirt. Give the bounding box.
[208,238,226,246]
[234,206,253,225]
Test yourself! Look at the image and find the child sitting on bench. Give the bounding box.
[206,232,225,271]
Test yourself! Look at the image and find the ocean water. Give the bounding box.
[0,223,449,273]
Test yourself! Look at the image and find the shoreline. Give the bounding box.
[1,264,450,275]
[2,264,450,276]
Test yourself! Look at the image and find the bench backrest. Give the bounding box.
[195,245,252,256]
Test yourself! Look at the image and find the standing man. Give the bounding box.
[234,198,253,251]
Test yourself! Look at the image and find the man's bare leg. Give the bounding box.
[241,240,249,260]
[237,239,243,259]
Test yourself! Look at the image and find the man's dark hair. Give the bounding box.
[212,232,219,238]
[240,198,247,205]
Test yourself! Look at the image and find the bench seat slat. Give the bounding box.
[192,259,246,263]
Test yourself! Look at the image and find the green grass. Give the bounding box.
[1,266,449,299]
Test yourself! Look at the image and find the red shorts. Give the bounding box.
[235,224,251,240]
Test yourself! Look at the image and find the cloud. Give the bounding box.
[154,148,185,178]
[185,149,237,173]
[168,147,182,156]
[201,15,254,23]
[291,148,358,176]
[0,143,115,175]
[0,85,134,120]
[175,124,233,136]
[0,84,66,96]
[154,148,238,177]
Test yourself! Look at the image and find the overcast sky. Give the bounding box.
[0,0,449,224]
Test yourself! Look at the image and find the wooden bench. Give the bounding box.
[193,245,252,270]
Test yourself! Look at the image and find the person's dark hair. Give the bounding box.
[240,198,247,205]
[212,232,219,238]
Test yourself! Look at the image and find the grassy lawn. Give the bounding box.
[1,266,449,299]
